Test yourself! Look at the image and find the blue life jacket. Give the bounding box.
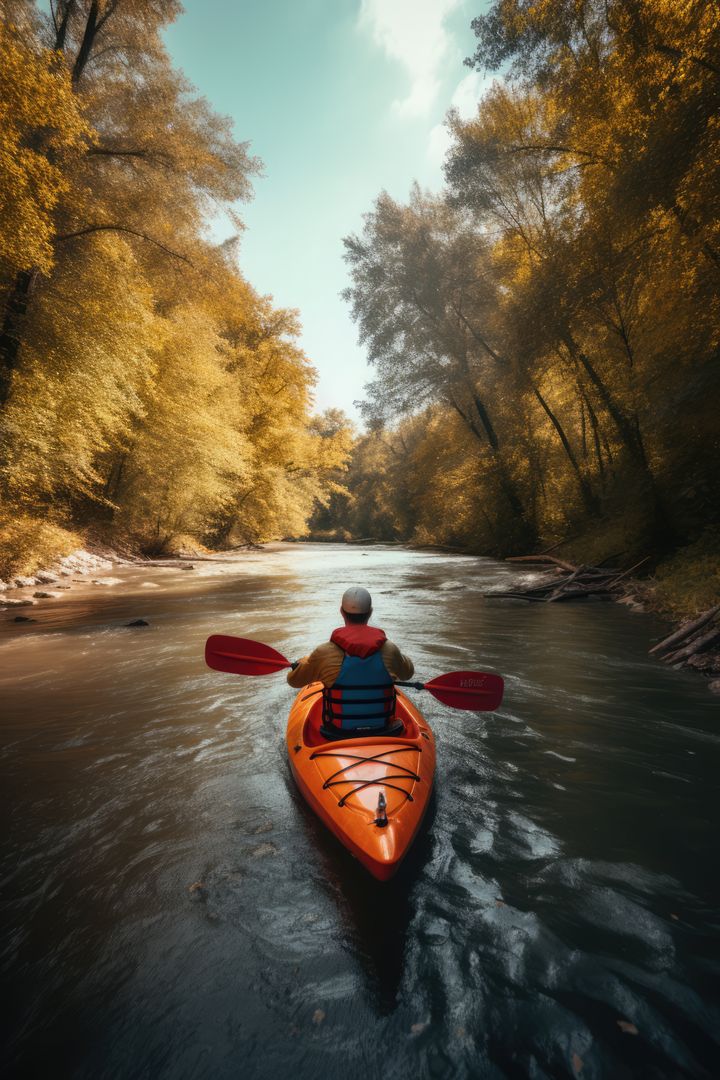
[322,624,396,733]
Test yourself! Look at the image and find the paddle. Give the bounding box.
[205,634,292,675]
[205,634,504,712]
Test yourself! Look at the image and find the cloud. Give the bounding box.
[427,70,492,167]
[358,0,463,118]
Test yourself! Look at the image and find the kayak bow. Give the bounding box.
[286,683,436,881]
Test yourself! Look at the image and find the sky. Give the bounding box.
[164,0,491,423]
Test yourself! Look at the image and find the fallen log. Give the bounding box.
[662,627,720,665]
[491,592,553,602]
[498,555,656,606]
[649,603,720,656]
[547,586,613,602]
[546,565,588,601]
[505,554,577,572]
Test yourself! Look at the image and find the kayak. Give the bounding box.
[286,682,436,880]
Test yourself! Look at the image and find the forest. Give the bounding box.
[313,0,720,613]
[1,0,719,616]
[0,0,352,578]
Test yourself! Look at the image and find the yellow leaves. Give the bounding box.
[0,10,327,552]
[115,300,253,541]
[1,232,158,503]
[0,24,90,275]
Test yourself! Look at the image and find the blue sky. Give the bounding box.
[165,1,491,422]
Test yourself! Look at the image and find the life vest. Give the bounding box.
[322,625,396,733]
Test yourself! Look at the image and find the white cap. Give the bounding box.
[341,586,372,614]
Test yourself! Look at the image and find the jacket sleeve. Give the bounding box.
[286,651,317,688]
[382,641,414,681]
[287,642,344,688]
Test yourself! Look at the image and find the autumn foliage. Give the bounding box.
[0,1,350,562]
[334,0,719,564]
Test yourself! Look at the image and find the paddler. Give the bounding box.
[287,586,414,737]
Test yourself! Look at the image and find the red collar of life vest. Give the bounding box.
[330,624,387,658]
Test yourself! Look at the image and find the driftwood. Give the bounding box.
[649,602,720,686]
[546,564,588,601]
[495,556,720,687]
[492,555,646,604]
[649,603,720,655]
[505,554,577,572]
[663,627,720,666]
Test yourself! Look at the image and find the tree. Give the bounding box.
[0,3,343,560]
[343,186,537,550]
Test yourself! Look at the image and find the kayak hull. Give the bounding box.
[286,683,436,880]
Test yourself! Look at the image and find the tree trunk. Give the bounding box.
[575,348,649,469]
[54,0,77,51]
[533,387,600,516]
[72,1,100,87]
[0,269,39,406]
[449,391,536,546]
[574,375,607,482]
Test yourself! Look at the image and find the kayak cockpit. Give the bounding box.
[299,690,421,748]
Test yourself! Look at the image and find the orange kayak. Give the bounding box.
[286,682,436,880]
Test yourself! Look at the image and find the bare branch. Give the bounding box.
[507,143,613,170]
[55,224,194,265]
[95,0,122,34]
[652,43,720,78]
[87,144,174,170]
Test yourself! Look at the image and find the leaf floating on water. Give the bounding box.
[246,842,278,858]
[187,881,206,902]
[247,821,274,835]
[571,1052,584,1077]
[617,1020,638,1035]
[312,1009,326,1026]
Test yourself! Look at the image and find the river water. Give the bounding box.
[1,543,718,1079]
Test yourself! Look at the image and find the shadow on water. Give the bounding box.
[286,772,437,1015]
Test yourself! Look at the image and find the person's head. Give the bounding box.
[340,586,372,625]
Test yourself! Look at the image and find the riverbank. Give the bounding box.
[0,535,231,623]
[3,527,719,692]
[493,523,720,693]
[562,525,720,691]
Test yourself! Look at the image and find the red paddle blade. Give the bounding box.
[205,635,292,676]
[424,671,504,711]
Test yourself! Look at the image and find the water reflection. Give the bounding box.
[1,544,719,1078]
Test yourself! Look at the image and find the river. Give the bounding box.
[1,543,718,1079]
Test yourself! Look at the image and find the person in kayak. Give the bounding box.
[287,586,414,738]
